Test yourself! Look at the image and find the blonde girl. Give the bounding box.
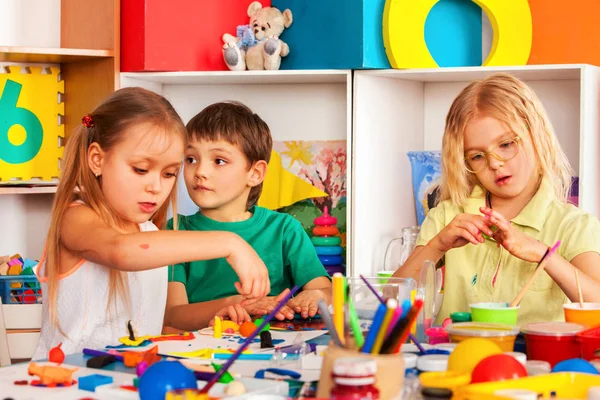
[33,87,269,358]
[393,73,600,325]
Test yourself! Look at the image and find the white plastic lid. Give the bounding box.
[445,322,520,337]
[521,322,586,336]
[434,343,458,353]
[587,386,600,400]
[417,354,449,372]
[401,343,432,353]
[505,351,527,366]
[494,389,538,400]
[526,360,551,376]
[402,352,417,369]
[333,357,377,377]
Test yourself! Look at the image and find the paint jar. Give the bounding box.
[521,322,586,367]
[402,353,418,377]
[576,326,600,361]
[470,302,519,325]
[401,343,432,353]
[433,343,457,353]
[450,312,471,323]
[525,360,551,376]
[564,303,600,328]
[330,358,380,400]
[417,354,449,373]
[445,322,520,352]
[426,327,449,345]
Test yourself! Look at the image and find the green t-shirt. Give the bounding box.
[166,206,330,303]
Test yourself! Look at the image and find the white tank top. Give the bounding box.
[32,220,167,360]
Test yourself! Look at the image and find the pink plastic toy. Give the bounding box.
[425,327,449,345]
[314,206,337,226]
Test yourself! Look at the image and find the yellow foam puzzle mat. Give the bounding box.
[383,0,532,68]
[258,150,328,210]
[0,66,65,182]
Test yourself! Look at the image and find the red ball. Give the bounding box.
[470,354,528,384]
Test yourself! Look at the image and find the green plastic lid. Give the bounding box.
[450,312,472,323]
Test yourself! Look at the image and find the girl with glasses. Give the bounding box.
[393,73,600,326]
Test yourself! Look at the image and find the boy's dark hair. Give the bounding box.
[186,101,272,209]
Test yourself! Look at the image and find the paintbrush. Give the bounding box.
[509,240,560,307]
[200,285,300,394]
[575,267,584,308]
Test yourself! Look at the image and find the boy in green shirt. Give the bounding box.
[164,101,332,331]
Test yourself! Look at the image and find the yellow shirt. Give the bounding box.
[417,178,600,326]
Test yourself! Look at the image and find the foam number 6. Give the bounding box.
[0,79,43,164]
[383,0,532,68]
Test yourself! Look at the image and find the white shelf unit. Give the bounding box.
[352,64,600,278]
[120,70,355,273]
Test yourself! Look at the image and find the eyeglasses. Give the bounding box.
[464,136,522,173]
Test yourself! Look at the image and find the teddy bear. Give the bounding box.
[222,2,293,71]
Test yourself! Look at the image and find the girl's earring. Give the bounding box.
[95,172,100,178]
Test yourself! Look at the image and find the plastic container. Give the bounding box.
[417,354,449,372]
[564,303,600,328]
[426,327,449,345]
[0,275,42,304]
[433,343,457,353]
[450,312,471,323]
[525,360,551,376]
[520,322,586,367]
[401,343,432,353]
[576,326,600,361]
[445,322,520,352]
[330,357,380,399]
[470,302,519,325]
[403,352,418,377]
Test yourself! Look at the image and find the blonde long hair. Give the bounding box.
[439,72,573,206]
[45,87,185,331]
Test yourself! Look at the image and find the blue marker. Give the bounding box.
[361,302,388,354]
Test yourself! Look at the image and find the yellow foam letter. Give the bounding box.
[383,0,532,68]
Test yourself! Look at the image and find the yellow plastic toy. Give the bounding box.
[0,66,64,182]
[383,0,532,68]
[447,338,503,374]
[258,150,327,210]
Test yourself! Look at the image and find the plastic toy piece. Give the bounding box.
[253,318,270,332]
[260,331,274,348]
[48,342,65,364]
[214,316,222,338]
[122,345,160,368]
[28,362,78,386]
[314,206,338,226]
[78,374,113,392]
[127,320,136,341]
[86,355,117,369]
[221,320,240,333]
[239,321,256,338]
[149,332,195,342]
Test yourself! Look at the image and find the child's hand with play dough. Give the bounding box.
[225,234,271,304]
[210,304,252,326]
[429,213,496,254]
[287,289,326,319]
[479,206,548,262]
[242,289,295,321]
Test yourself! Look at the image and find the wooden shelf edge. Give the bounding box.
[0,186,58,195]
[0,46,113,64]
